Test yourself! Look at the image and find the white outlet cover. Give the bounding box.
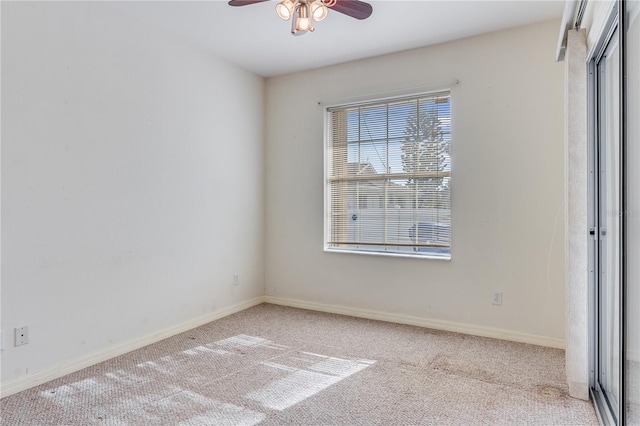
[15,326,29,346]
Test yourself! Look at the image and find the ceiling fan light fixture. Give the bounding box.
[228,0,372,36]
[276,0,295,20]
[309,0,328,21]
[292,3,314,33]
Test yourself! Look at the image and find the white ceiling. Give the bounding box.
[110,0,565,77]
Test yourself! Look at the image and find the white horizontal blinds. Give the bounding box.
[327,92,451,254]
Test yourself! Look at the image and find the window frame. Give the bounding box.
[323,88,453,260]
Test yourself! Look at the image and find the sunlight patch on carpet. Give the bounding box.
[214,334,289,351]
[246,353,376,410]
[34,334,373,422]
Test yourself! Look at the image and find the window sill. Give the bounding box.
[324,247,451,261]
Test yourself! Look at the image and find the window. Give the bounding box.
[325,91,451,258]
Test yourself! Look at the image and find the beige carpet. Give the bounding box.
[1,304,598,425]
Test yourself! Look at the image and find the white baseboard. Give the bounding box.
[264,296,566,350]
[0,296,265,398]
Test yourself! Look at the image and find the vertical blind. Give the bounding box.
[326,91,451,257]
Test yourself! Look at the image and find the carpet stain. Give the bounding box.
[535,384,567,400]
[432,356,498,385]
[398,359,427,371]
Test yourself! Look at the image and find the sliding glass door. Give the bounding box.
[594,24,622,425]
[591,2,639,425]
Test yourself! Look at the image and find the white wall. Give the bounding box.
[265,20,566,343]
[1,2,264,388]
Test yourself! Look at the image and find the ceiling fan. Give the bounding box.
[228,0,373,35]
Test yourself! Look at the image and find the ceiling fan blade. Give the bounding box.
[327,0,372,20]
[228,0,271,6]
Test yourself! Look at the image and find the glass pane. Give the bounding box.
[599,34,620,416]
[626,1,640,424]
[359,105,387,142]
[327,179,451,256]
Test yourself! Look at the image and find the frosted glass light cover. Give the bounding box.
[276,0,294,20]
[310,1,328,21]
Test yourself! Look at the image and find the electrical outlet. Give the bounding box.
[492,291,503,306]
[233,274,240,286]
[15,326,29,346]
